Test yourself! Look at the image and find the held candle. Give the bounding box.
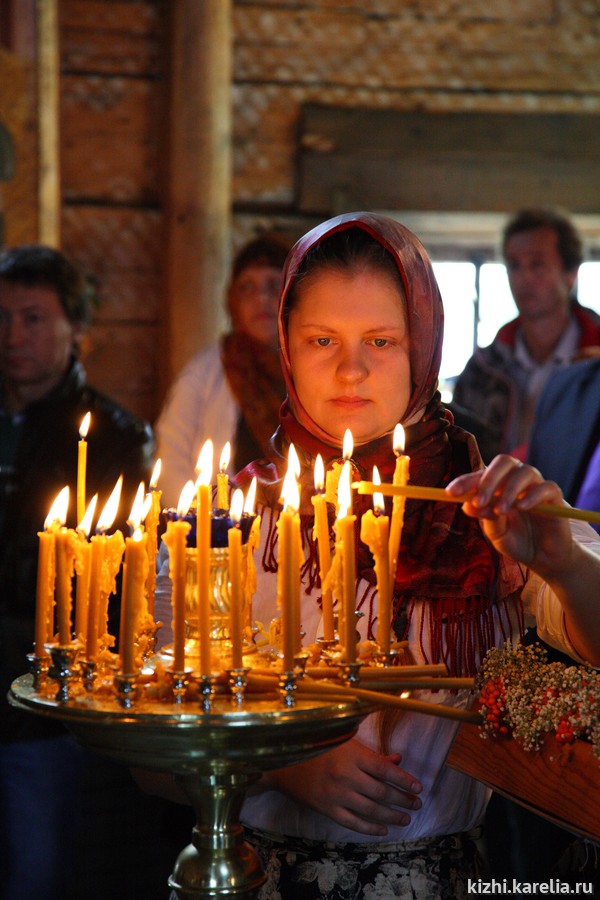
[195,440,213,677]
[77,412,91,525]
[217,442,231,509]
[388,424,409,595]
[228,489,244,668]
[311,454,334,641]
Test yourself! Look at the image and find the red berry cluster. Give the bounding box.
[555,717,577,744]
[480,676,510,738]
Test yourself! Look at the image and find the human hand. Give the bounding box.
[447,454,573,578]
[264,738,422,836]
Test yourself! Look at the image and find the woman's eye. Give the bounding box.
[371,338,389,348]
[315,337,331,347]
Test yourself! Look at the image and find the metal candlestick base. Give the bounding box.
[338,661,362,687]
[227,667,250,706]
[26,652,48,690]
[46,642,80,702]
[9,674,373,900]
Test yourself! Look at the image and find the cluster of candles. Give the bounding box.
[33,414,412,688]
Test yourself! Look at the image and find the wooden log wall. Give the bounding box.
[4,1,600,423]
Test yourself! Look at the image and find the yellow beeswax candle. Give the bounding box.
[360,468,392,655]
[388,424,409,594]
[277,448,301,671]
[243,477,259,630]
[77,412,91,525]
[195,440,213,676]
[163,482,193,673]
[55,526,77,645]
[217,441,231,509]
[336,461,357,664]
[85,477,123,660]
[228,488,244,668]
[121,527,149,674]
[311,454,334,641]
[74,494,98,641]
[145,459,162,616]
[34,487,68,656]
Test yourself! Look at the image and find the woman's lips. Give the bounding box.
[331,396,369,408]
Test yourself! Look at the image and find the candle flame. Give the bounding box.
[343,429,353,461]
[337,461,352,519]
[393,423,405,455]
[150,458,161,489]
[177,480,195,517]
[372,466,385,514]
[288,442,301,478]
[243,476,257,515]
[132,527,143,543]
[281,462,300,513]
[195,439,214,487]
[77,493,98,536]
[219,441,231,473]
[314,454,324,492]
[230,487,244,524]
[44,486,70,529]
[127,482,146,529]
[96,475,123,532]
[79,411,91,439]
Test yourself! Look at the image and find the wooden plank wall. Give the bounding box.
[19,0,600,423]
[59,0,167,424]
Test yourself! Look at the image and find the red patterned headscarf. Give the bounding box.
[237,213,524,675]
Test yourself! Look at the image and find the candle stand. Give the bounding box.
[9,670,373,900]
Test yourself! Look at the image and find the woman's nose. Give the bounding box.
[336,345,368,383]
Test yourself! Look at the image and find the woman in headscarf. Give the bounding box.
[233,212,600,898]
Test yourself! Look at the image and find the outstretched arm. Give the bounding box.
[447,455,600,666]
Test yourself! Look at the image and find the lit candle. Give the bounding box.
[195,440,213,676]
[86,477,123,661]
[277,446,301,670]
[119,485,149,673]
[35,487,69,656]
[74,494,98,641]
[54,488,77,646]
[360,467,392,655]
[336,461,357,663]
[243,477,260,629]
[77,412,91,525]
[145,459,162,615]
[388,423,410,594]
[228,488,244,668]
[216,441,231,510]
[163,481,194,672]
[311,454,334,641]
[324,428,353,506]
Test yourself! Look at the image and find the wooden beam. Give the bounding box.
[37,0,60,246]
[162,0,232,394]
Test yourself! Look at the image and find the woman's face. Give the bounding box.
[287,267,411,444]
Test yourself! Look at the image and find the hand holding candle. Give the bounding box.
[77,412,91,525]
